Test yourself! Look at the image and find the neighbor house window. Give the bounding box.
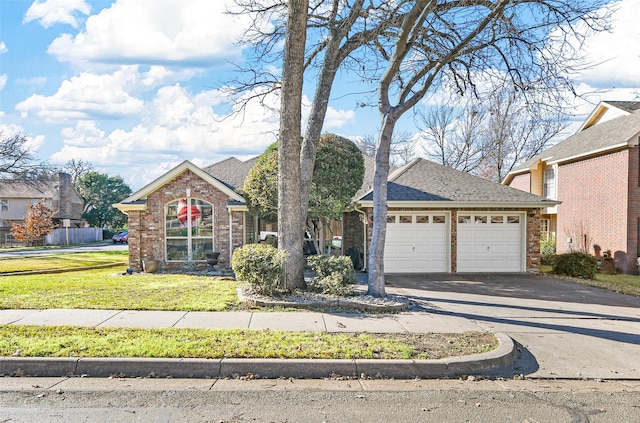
[543,167,556,199]
[165,198,214,262]
[0,199,7,211]
[540,218,550,240]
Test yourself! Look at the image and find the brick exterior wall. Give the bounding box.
[556,149,631,272]
[360,206,540,273]
[627,146,640,273]
[126,170,242,271]
[508,173,531,193]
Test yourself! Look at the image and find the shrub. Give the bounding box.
[307,254,357,296]
[232,243,287,294]
[552,252,598,279]
[540,236,557,265]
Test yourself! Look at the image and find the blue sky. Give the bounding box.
[1,0,639,191]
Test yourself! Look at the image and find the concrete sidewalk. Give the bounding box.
[0,308,486,333]
[0,308,516,380]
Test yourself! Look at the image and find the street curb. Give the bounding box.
[0,333,516,379]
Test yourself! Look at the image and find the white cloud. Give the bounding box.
[46,81,359,190]
[0,74,7,91]
[23,0,91,28]
[16,66,145,122]
[48,85,282,189]
[0,41,7,53]
[48,0,253,67]
[0,123,46,152]
[571,0,640,88]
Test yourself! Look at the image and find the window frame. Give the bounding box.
[543,166,557,200]
[164,198,215,263]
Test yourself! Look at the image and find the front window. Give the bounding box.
[165,198,214,262]
[543,167,556,199]
[0,199,7,211]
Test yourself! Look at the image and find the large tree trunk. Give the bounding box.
[367,113,397,297]
[278,0,308,290]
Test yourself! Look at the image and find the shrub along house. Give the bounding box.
[115,153,556,274]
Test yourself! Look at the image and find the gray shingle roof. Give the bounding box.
[0,178,56,198]
[203,157,258,191]
[360,158,553,205]
[604,101,640,113]
[512,109,640,173]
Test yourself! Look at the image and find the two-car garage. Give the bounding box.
[384,212,525,273]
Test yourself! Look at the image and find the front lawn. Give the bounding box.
[0,325,498,360]
[0,251,127,273]
[0,268,240,311]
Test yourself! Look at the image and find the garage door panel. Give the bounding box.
[457,213,524,272]
[384,214,449,273]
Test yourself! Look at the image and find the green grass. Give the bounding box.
[0,251,127,273]
[0,326,497,360]
[540,264,640,298]
[589,273,640,297]
[0,268,241,311]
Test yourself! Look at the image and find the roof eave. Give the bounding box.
[113,202,146,214]
[357,200,560,209]
[120,161,245,204]
[546,141,633,166]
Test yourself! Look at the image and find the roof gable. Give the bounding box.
[360,158,554,206]
[579,100,640,131]
[118,161,244,206]
[506,109,640,181]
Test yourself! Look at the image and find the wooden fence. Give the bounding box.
[45,228,103,245]
[0,227,103,247]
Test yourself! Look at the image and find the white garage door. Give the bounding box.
[457,213,524,272]
[384,214,449,273]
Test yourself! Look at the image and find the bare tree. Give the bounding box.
[419,99,486,173]
[233,0,403,289]
[64,159,94,183]
[367,0,609,296]
[277,0,308,290]
[355,130,417,167]
[0,133,51,181]
[420,86,566,182]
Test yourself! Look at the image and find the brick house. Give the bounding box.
[115,155,554,273]
[503,101,640,273]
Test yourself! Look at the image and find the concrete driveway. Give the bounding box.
[385,273,640,380]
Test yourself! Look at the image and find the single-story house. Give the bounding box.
[115,154,556,273]
[503,100,640,273]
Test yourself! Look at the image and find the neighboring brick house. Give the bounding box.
[503,101,640,273]
[0,173,84,244]
[115,155,555,273]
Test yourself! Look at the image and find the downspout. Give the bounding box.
[354,205,367,272]
[228,209,233,267]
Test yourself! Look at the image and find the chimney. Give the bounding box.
[57,172,73,219]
